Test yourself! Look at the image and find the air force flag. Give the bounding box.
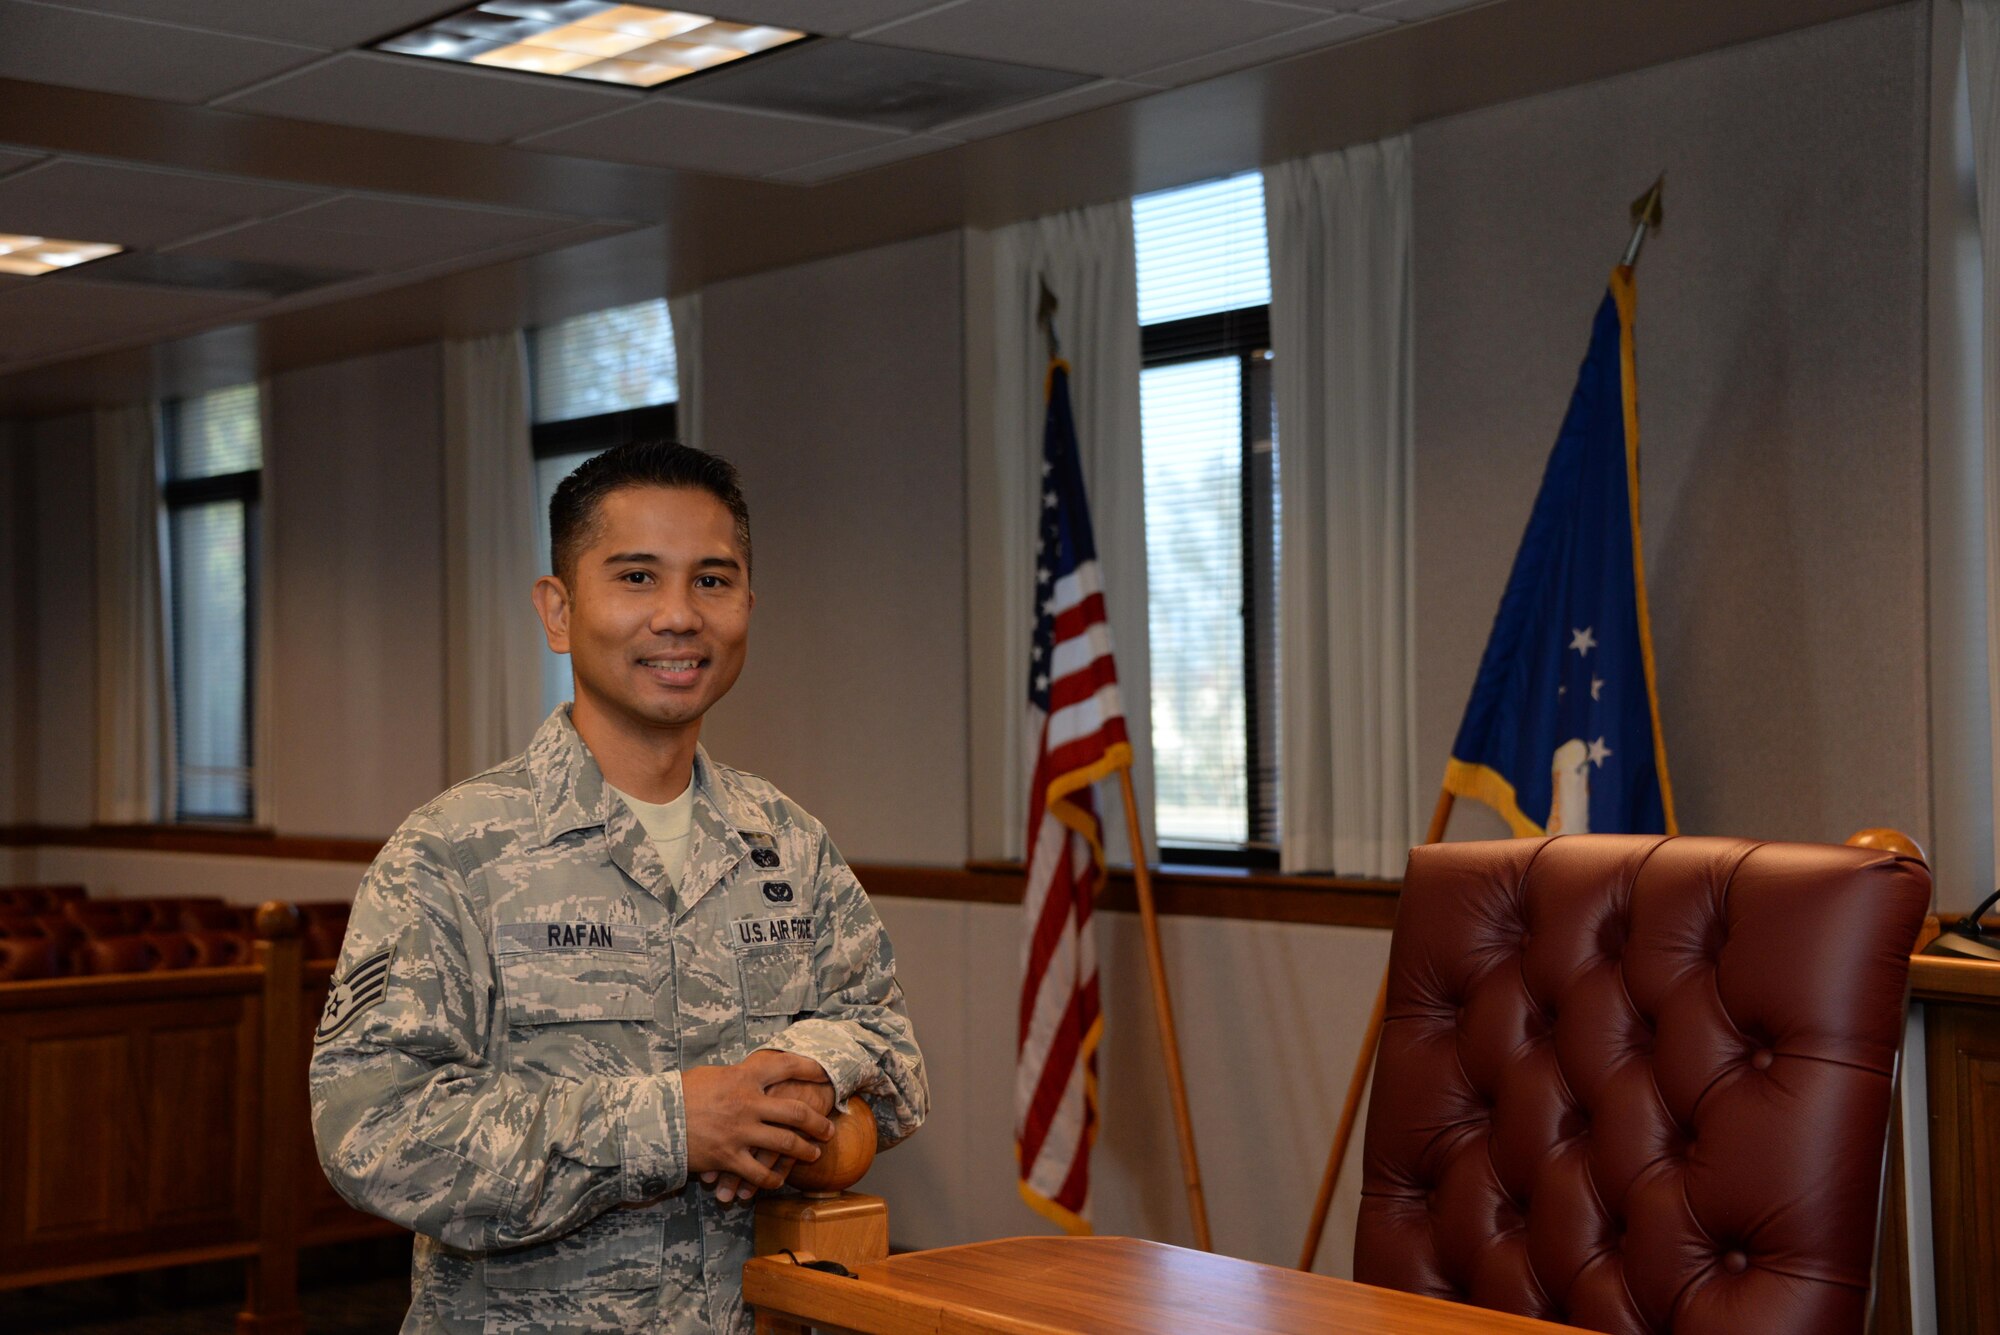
[1443,267,1676,837]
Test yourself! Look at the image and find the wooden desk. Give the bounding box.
[1910,950,2000,1335]
[745,1235,1576,1334]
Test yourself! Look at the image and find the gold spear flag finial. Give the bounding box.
[1621,174,1665,268]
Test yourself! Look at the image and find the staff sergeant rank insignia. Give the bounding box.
[315,946,392,1045]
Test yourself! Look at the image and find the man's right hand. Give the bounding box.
[682,1053,835,1190]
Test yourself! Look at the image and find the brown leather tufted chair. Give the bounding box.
[186,929,252,968]
[1355,835,1929,1335]
[78,935,161,975]
[0,937,61,980]
[298,901,351,962]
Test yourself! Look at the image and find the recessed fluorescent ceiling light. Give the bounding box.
[376,3,807,88]
[0,234,122,276]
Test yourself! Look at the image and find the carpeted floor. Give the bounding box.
[0,1239,415,1334]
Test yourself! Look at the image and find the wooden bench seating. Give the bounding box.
[0,889,349,983]
[0,901,396,1333]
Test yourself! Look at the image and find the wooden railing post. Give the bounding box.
[752,1100,889,1277]
[238,901,306,1335]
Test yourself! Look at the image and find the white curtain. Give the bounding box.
[989,204,1156,865]
[1971,1,2000,886]
[670,291,702,448]
[1266,135,1419,877]
[93,403,171,823]
[443,333,544,780]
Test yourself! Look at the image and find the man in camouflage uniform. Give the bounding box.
[310,442,928,1333]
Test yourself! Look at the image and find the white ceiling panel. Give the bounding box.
[169,194,579,272]
[38,0,463,49]
[708,0,954,34]
[213,51,639,145]
[521,99,903,177]
[929,78,1151,139]
[0,1,322,103]
[0,274,259,367]
[860,0,1323,79]
[1361,0,1491,18]
[1131,13,1393,87]
[0,158,327,249]
[766,133,959,184]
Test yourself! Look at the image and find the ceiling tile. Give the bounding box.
[1130,13,1393,86]
[930,78,1149,140]
[0,1,322,103]
[521,98,903,177]
[213,51,639,145]
[766,133,959,184]
[861,0,1322,79]
[0,158,327,249]
[667,39,1090,133]
[0,274,259,367]
[168,194,578,272]
[707,1,954,34]
[38,0,464,49]
[0,148,45,181]
[1360,0,1489,18]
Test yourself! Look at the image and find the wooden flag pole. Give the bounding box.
[1117,767,1213,1252]
[1296,788,1455,1272]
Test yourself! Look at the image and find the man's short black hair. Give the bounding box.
[549,440,752,585]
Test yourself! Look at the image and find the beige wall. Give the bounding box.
[1414,4,1944,866]
[867,897,1388,1267]
[22,410,94,827]
[264,344,449,838]
[0,419,27,827]
[700,231,971,865]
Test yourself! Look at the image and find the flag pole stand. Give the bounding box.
[1116,768,1213,1252]
[1295,790,1453,1271]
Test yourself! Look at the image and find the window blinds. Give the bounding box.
[167,383,261,479]
[1133,172,1271,326]
[1134,170,1278,849]
[528,297,679,424]
[163,384,261,820]
[1140,357,1248,844]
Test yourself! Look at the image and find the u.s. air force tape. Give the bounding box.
[315,946,393,1045]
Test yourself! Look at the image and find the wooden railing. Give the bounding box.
[0,902,398,1333]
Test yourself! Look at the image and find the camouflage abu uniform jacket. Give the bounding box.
[309,707,928,1334]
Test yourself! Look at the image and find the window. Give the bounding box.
[528,297,680,715]
[1134,172,1279,863]
[162,384,262,821]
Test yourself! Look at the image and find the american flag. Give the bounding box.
[1016,359,1132,1235]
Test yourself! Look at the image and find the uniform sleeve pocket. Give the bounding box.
[736,943,817,1018]
[499,955,653,1027]
[484,1208,665,1291]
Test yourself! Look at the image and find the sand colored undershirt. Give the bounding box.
[610,780,695,891]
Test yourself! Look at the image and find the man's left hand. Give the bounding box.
[703,1051,834,1205]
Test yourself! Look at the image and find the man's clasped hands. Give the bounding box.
[683,1048,840,1206]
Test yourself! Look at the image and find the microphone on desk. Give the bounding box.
[1926,886,2000,962]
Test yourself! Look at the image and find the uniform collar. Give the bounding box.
[528,708,773,914]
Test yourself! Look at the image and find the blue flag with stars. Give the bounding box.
[1443,268,1676,837]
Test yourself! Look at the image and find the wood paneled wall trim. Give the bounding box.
[2,826,1404,930]
[0,823,384,863]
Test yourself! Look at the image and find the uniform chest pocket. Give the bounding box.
[483,1206,664,1292]
[499,953,653,1027]
[737,943,817,1018]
